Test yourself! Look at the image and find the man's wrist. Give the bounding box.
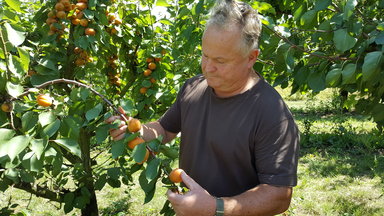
[215,197,224,216]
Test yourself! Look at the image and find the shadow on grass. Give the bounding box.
[333,195,383,215]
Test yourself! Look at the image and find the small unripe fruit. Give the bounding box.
[1,103,13,112]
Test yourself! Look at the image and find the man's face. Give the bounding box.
[201,25,256,96]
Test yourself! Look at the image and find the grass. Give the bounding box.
[1,87,383,215]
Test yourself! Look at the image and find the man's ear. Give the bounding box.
[248,49,259,67]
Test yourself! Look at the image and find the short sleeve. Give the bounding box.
[254,118,300,186]
[158,82,187,134]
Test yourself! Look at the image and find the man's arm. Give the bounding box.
[223,184,292,216]
[167,172,292,216]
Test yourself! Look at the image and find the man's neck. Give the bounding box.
[214,70,260,98]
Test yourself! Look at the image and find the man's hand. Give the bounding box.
[167,171,216,216]
[105,107,131,141]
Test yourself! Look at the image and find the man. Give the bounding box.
[108,0,299,215]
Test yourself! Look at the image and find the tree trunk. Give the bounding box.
[79,128,99,216]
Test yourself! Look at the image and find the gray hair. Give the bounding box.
[205,0,262,55]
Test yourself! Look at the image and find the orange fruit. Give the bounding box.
[110,28,117,34]
[75,58,86,66]
[146,57,154,63]
[72,18,80,25]
[55,3,65,11]
[114,19,122,25]
[46,17,57,25]
[127,137,145,149]
[148,62,156,70]
[80,19,88,27]
[150,78,156,84]
[143,69,152,77]
[128,118,141,133]
[137,149,150,164]
[47,11,55,18]
[85,28,96,36]
[154,57,161,62]
[108,14,116,22]
[74,47,82,54]
[1,103,13,112]
[169,168,183,183]
[56,11,66,19]
[76,11,84,19]
[139,87,147,94]
[76,2,87,10]
[37,94,53,107]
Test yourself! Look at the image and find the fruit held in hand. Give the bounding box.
[128,118,141,133]
[37,94,53,107]
[169,168,183,183]
[127,137,145,149]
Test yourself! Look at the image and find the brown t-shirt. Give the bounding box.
[159,74,299,197]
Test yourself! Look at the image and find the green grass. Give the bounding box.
[1,87,383,215]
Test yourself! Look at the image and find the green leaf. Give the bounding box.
[30,138,48,160]
[146,158,161,182]
[20,170,34,183]
[64,192,75,214]
[107,167,120,180]
[94,174,107,190]
[314,0,331,11]
[85,103,103,121]
[333,29,357,53]
[326,68,342,87]
[38,58,57,71]
[156,0,170,7]
[17,47,30,72]
[5,0,22,12]
[111,139,127,159]
[53,138,81,158]
[39,111,56,127]
[0,128,15,144]
[362,51,383,82]
[343,0,357,20]
[300,10,317,29]
[308,71,326,92]
[3,135,31,161]
[95,124,112,144]
[42,119,61,138]
[159,145,178,159]
[132,143,147,163]
[6,81,23,98]
[341,63,356,84]
[4,22,25,47]
[8,54,24,78]
[21,111,38,132]
[372,104,384,122]
[22,152,43,172]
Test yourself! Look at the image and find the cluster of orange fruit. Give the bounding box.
[139,57,160,94]
[74,47,93,66]
[46,0,73,38]
[107,55,121,86]
[105,11,122,35]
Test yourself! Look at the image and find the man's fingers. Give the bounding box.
[180,171,200,190]
[167,189,183,203]
[110,125,127,140]
[118,106,126,115]
[105,115,121,124]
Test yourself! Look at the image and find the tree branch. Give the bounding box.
[13,182,66,203]
[12,78,129,124]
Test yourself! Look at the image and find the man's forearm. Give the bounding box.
[222,184,292,216]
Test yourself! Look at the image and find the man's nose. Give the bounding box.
[204,59,216,72]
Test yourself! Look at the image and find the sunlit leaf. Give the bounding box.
[4,23,25,47]
[6,81,23,98]
[53,138,81,158]
[362,51,383,82]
